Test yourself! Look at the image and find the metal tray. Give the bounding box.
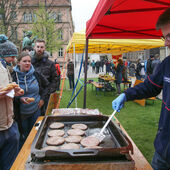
[31,115,133,161]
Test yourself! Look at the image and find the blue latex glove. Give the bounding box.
[112,93,126,112]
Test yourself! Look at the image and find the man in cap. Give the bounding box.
[0,34,24,170]
[112,8,170,169]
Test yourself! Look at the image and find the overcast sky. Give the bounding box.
[71,0,99,32]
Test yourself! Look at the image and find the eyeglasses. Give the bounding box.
[161,34,170,42]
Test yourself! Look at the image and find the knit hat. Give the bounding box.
[0,34,18,58]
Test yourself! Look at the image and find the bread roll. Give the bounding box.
[26,98,35,102]
[0,83,19,92]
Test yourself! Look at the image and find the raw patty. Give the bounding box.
[46,137,65,146]
[47,130,65,137]
[65,135,82,143]
[41,146,59,151]
[81,136,100,147]
[67,129,85,136]
[71,123,87,130]
[60,143,80,149]
[49,122,64,129]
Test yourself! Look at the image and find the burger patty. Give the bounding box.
[41,146,59,151]
[47,130,65,137]
[71,123,87,130]
[65,135,82,143]
[81,136,100,147]
[46,137,65,146]
[67,129,85,136]
[60,143,80,149]
[49,122,64,129]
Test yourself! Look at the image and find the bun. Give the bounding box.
[19,89,24,93]
[0,83,19,92]
[26,98,35,102]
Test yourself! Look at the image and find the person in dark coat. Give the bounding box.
[135,59,142,80]
[115,59,124,94]
[146,55,154,76]
[67,59,74,89]
[112,8,170,170]
[95,60,100,74]
[106,60,111,74]
[30,39,58,115]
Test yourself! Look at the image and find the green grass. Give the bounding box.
[59,78,161,163]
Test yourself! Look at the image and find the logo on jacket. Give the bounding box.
[164,76,170,83]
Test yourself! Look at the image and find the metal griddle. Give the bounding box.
[31,115,133,162]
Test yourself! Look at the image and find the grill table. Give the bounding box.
[11,116,152,170]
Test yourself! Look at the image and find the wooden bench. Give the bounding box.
[122,80,132,90]
[134,80,156,106]
[91,81,104,95]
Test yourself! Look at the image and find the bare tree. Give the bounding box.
[0,0,21,41]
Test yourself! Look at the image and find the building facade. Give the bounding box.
[6,0,74,66]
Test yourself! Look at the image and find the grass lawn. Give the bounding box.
[59,78,161,164]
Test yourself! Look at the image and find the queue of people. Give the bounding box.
[0,35,59,170]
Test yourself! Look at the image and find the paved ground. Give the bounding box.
[75,64,106,79]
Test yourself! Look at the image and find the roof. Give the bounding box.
[67,31,164,55]
[86,0,170,39]
[21,0,71,7]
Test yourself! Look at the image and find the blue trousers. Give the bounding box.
[19,109,41,150]
[0,122,20,170]
[151,151,170,170]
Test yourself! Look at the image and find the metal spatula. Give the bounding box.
[91,110,117,142]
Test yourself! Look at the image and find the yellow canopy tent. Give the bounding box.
[67,31,164,55]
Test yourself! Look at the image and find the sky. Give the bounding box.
[71,0,99,32]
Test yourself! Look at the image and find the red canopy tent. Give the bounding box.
[83,0,170,108]
[86,0,170,39]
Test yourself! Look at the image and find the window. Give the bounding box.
[10,11,17,20]
[23,12,32,22]
[57,29,63,40]
[58,48,63,57]
[49,12,57,20]
[57,12,62,22]
[33,14,36,22]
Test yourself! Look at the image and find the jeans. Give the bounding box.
[151,151,170,170]
[0,122,20,170]
[68,75,74,89]
[19,109,41,150]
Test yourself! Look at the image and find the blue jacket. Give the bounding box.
[12,65,49,115]
[125,55,170,163]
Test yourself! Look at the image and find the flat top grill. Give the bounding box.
[31,115,133,162]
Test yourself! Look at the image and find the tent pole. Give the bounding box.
[73,43,77,108]
[83,38,89,109]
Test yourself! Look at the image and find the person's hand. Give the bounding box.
[14,87,24,96]
[112,93,126,112]
[20,97,30,104]
[38,99,44,108]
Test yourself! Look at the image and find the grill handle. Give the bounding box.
[69,150,99,156]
